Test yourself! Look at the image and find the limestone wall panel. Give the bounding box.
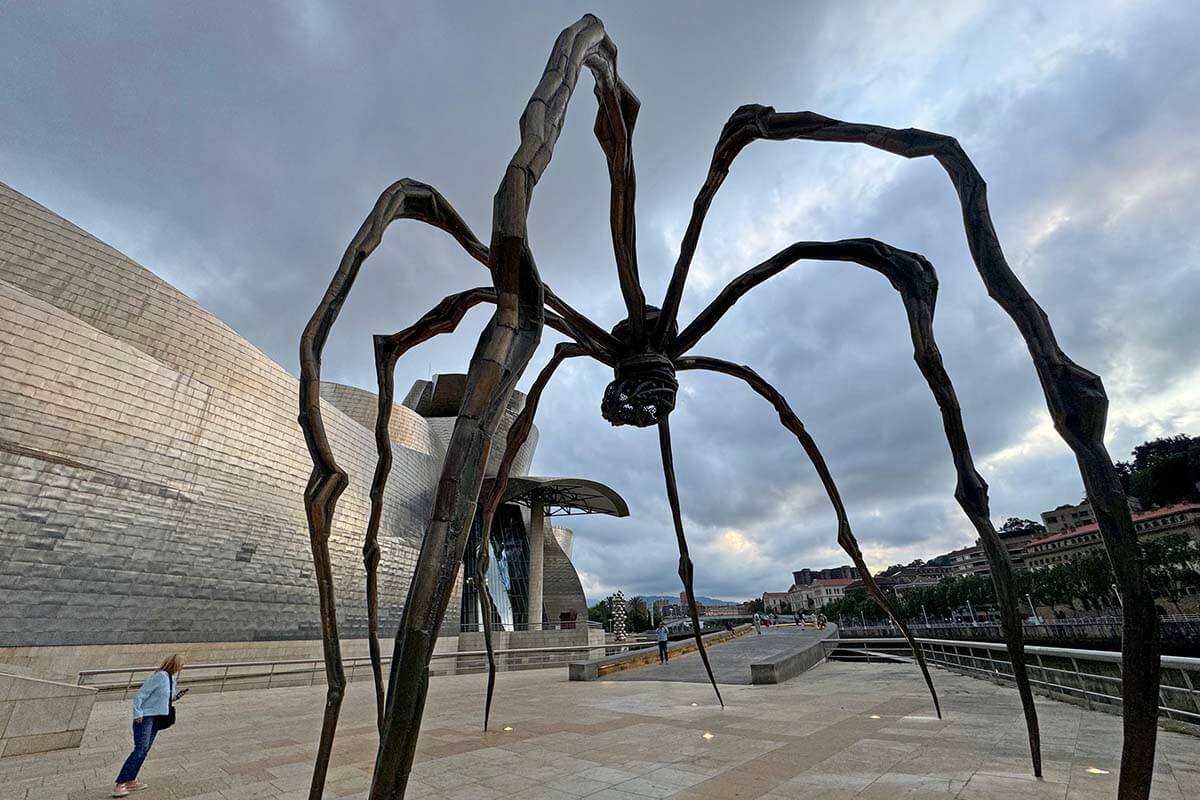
[0,184,461,647]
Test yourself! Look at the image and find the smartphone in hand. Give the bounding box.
[175,687,190,700]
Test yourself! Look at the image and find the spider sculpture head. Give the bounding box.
[600,305,678,427]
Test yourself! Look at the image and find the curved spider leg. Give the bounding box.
[369,16,640,799]
[360,277,611,735]
[589,44,647,346]
[365,285,606,734]
[668,106,1156,798]
[473,343,589,730]
[676,237,1042,773]
[657,417,724,708]
[545,286,623,359]
[358,286,499,731]
[298,178,501,800]
[676,357,941,719]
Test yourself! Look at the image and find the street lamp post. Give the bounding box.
[966,599,976,624]
[1025,593,1038,624]
[921,605,930,627]
[1112,583,1123,609]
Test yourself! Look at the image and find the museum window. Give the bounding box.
[460,504,530,631]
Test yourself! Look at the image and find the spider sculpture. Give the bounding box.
[299,14,1159,800]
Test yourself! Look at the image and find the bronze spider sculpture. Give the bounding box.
[299,14,1159,800]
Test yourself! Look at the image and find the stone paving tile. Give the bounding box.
[0,662,1196,800]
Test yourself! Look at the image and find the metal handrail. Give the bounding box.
[78,640,644,699]
[825,636,1200,727]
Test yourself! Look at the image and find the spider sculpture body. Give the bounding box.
[299,14,1159,800]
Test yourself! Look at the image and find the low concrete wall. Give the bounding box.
[0,672,96,757]
[750,625,838,684]
[570,624,753,680]
[456,627,605,673]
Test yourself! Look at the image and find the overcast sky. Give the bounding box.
[3,1,1198,603]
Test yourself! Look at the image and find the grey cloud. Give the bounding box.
[2,1,1197,604]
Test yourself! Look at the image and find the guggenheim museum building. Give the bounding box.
[0,181,627,679]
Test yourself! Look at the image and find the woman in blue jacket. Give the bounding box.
[112,654,184,797]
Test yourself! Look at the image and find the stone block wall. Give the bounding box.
[0,671,96,757]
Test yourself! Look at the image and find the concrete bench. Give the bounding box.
[750,625,839,684]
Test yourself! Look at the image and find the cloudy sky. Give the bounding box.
[3,1,1198,603]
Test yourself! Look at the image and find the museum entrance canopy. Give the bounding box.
[481,476,629,517]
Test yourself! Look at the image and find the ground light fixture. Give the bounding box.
[701,732,715,740]
[502,726,513,732]
[869,715,881,719]
[1086,767,1111,775]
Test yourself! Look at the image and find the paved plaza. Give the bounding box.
[2,660,1197,800]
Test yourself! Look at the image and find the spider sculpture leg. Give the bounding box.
[676,357,941,719]
[365,289,598,731]
[471,343,591,729]
[299,178,504,800]
[657,417,725,708]
[660,108,1152,798]
[369,16,642,800]
[675,238,1041,773]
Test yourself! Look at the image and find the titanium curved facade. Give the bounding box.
[0,181,543,647]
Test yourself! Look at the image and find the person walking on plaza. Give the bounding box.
[112,654,185,797]
[752,612,762,635]
[656,621,670,663]
[817,613,828,630]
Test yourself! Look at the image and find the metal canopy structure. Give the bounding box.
[483,476,629,517]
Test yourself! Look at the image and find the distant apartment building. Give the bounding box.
[792,565,859,586]
[654,599,682,618]
[947,544,989,577]
[890,563,951,593]
[700,604,741,617]
[944,523,1045,578]
[1025,503,1200,569]
[761,591,793,613]
[1040,497,1142,535]
[791,578,854,610]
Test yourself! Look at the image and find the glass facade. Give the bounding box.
[460,504,530,630]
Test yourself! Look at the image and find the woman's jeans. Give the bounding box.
[116,718,158,783]
[658,641,669,663]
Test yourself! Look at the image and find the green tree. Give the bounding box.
[1118,434,1200,507]
[1140,534,1200,614]
[626,596,652,633]
[588,599,611,628]
[999,517,1046,538]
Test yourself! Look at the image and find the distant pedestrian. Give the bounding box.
[817,613,827,630]
[656,622,670,663]
[113,654,186,797]
[752,612,762,635]
[794,613,800,626]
